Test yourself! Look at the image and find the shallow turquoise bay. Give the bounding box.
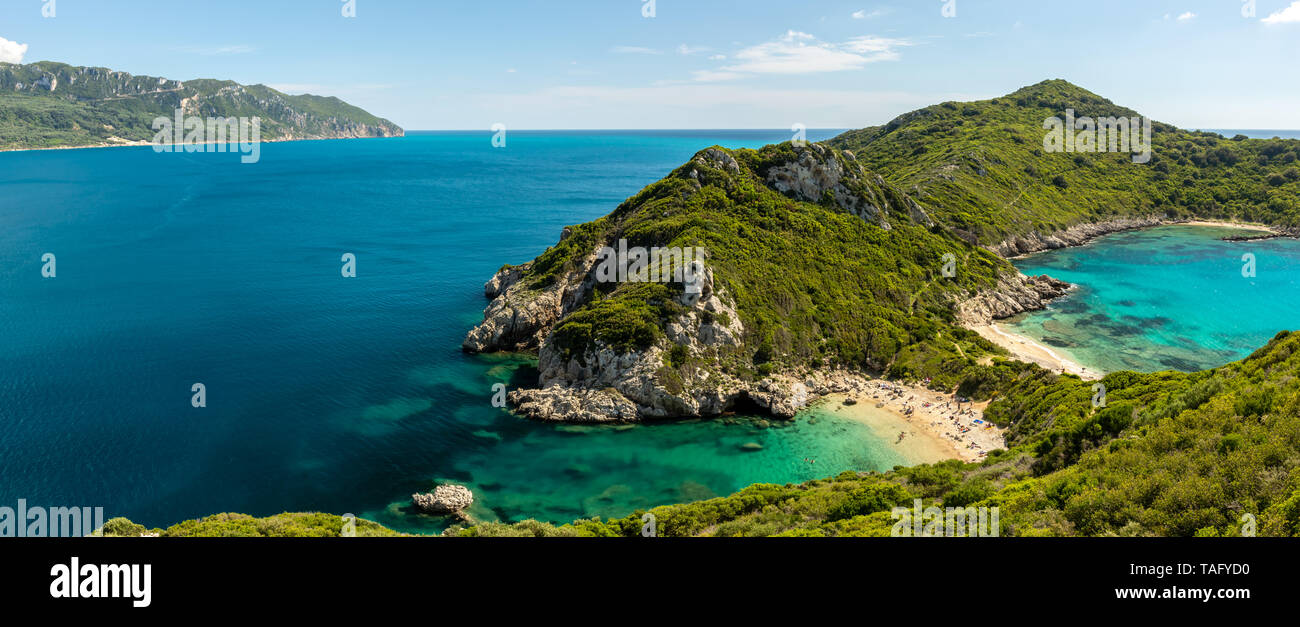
[1007,225,1300,374]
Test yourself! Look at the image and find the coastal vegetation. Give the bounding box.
[100,513,405,537]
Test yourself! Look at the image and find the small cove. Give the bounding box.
[1005,225,1300,374]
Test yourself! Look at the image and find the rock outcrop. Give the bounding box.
[462,248,603,353]
[507,260,754,422]
[956,273,1072,326]
[509,387,641,423]
[764,143,897,229]
[412,485,474,515]
[988,216,1168,258]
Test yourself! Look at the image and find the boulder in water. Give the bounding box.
[412,485,474,515]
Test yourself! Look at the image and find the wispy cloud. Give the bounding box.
[677,44,711,56]
[0,36,29,64]
[852,8,889,19]
[713,30,911,78]
[611,46,661,55]
[1263,1,1300,23]
[1176,12,1197,21]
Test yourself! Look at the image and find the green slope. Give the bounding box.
[830,79,1300,244]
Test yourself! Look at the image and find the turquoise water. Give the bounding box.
[0,130,928,534]
[1007,225,1300,374]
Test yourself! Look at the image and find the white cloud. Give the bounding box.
[0,36,29,64]
[718,30,910,77]
[708,54,727,60]
[1263,1,1300,23]
[678,44,712,55]
[611,46,661,55]
[852,8,888,19]
[1177,11,1197,21]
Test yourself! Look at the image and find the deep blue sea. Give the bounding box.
[1,129,956,533]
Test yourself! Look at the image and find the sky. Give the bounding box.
[1,0,1299,130]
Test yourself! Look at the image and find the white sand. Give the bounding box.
[826,379,1007,463]
[971,323,1102,381]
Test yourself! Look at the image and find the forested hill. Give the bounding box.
[0,60,403,150]
[831,79,1300,246]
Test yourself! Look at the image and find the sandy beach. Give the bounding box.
[1181,219,1279,233]
[821,379,1006,463]
[970,323,1102,381]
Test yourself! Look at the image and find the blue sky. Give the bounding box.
[2,0,1299,129]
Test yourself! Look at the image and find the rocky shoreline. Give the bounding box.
[956,273,1072,326]
[987,215,1169,258]
[989,215,1297,258]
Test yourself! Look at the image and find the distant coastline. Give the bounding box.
[0,134,404,154]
